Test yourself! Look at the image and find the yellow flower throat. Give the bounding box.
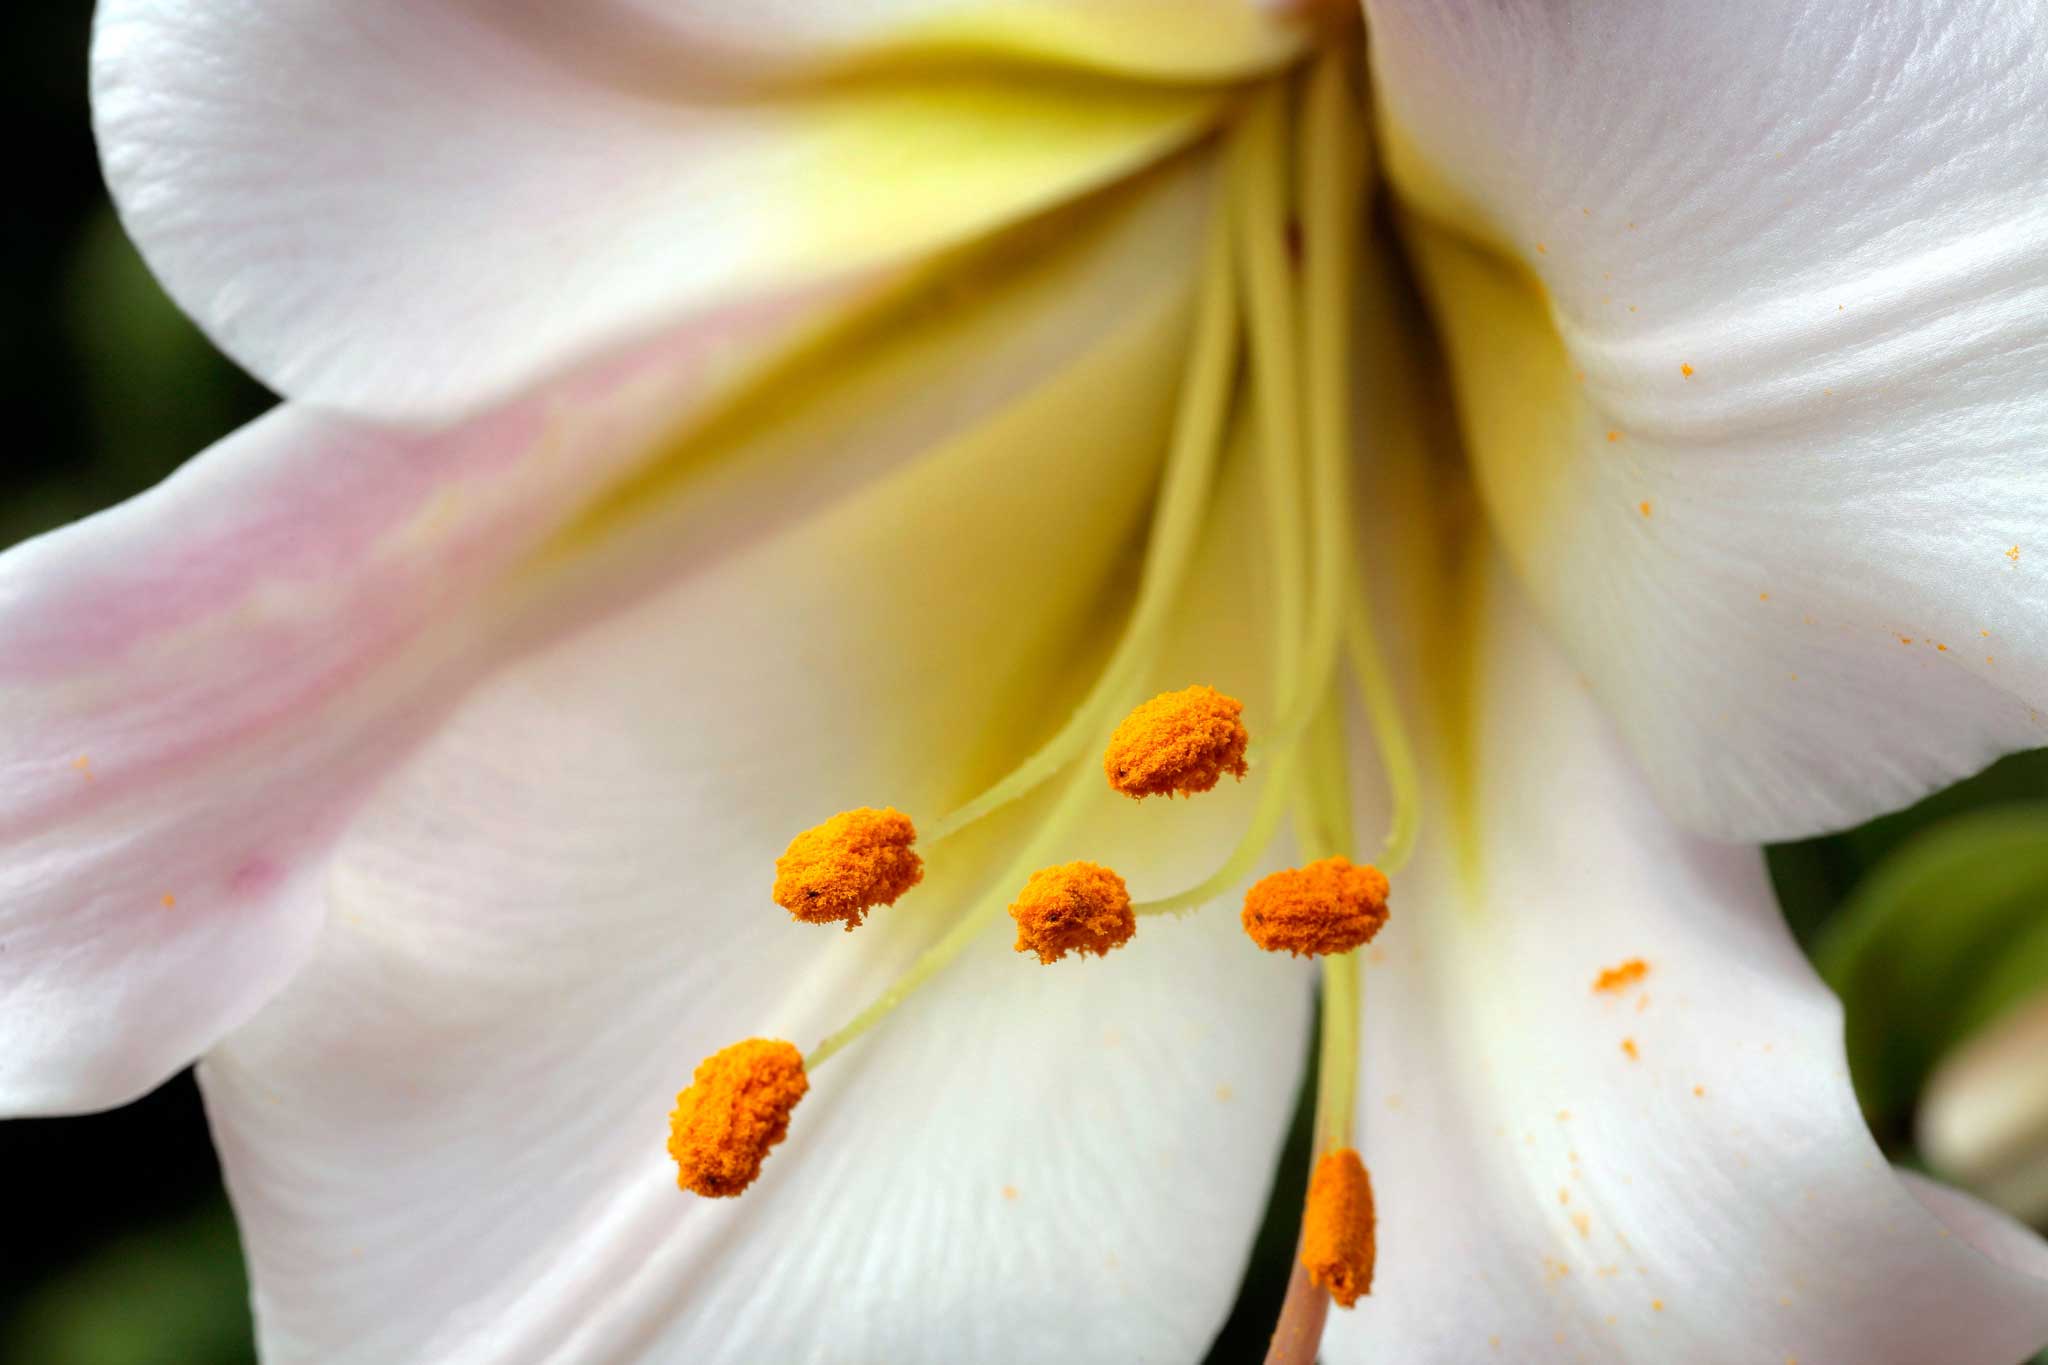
[665,46,1414,1327]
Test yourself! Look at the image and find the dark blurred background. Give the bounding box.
[4,4,2046,1362]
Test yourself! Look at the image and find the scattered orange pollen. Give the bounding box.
[1593,958,1650,994]
[1693,1085,1706,1098]
[72,755,94,781]
[2007,545,2021,564]
[1680,363,1695,377]
[160,894,177,909]
[1302,1149,1376,1308]
[1621,1038,1640,1061]
[668,1038,808,1198]
[1605,430,1621,443]
[772,807,922,930]
[1102,685,1249,800]
[1241,858,1390,958]
[1936,643,1948,652]
[1898,635,1914,645]
[1536,241,1548,255]
[1758,592,1770,602]
[1002,1185,1019,1201]
[1652,1299,1666,1312]
[1638,500,1653,518]
[1009,861,1135,964]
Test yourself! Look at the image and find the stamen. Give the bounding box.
[668,1038,809,1198]
[772,807,922,930]
[1300,1148,1376,1307]
[921,161,1243,847]
[1009,861,1136,964]
[1242,857,1390,957]
[1103,685,1250,799]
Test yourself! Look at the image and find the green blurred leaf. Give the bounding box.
[63,210,267,485]
[3,1198,254,1365]
[1815,803,2048,1140]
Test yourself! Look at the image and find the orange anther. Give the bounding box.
[1241,858,1389,957]
[1009,861,1136,965]
[1302,1149,1376,1308]
[1103,685,1250,799]
[772,807,922,930]
[668,1038,808,1198]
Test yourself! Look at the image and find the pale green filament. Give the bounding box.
[1315,948,1364,1156]
[1349,595,1421,873]
[1299,692,1363,1157]
[923,164,1242,846]
[1235,83,1309,714]
[1295,51,1368,748]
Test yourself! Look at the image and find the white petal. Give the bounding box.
[1365,0,2048,838]
[1322,556,2048,1363]
[93,0,1265,422]
[0,160,1207,1117]
[545,1,1299,79]
[197,207,1312,1361]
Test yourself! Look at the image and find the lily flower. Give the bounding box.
[5,2,2047,1361]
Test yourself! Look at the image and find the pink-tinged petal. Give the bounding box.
[93,0,1262,423]
[192,171,1312,1362]
[1,161,1213,1126]
[0,320,776,1115]
[1366,0,2048,839]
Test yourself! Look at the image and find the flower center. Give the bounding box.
[665,41,1403,1346]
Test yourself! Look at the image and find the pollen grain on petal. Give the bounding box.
[1302,1148,1375,1308]
[1241,858,1389,958]
[1593,957,1650,994]
[1103,684,1250,800]
[1009,861,1135,965]
[772,806,922,930]
[668,1038,808,1198]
